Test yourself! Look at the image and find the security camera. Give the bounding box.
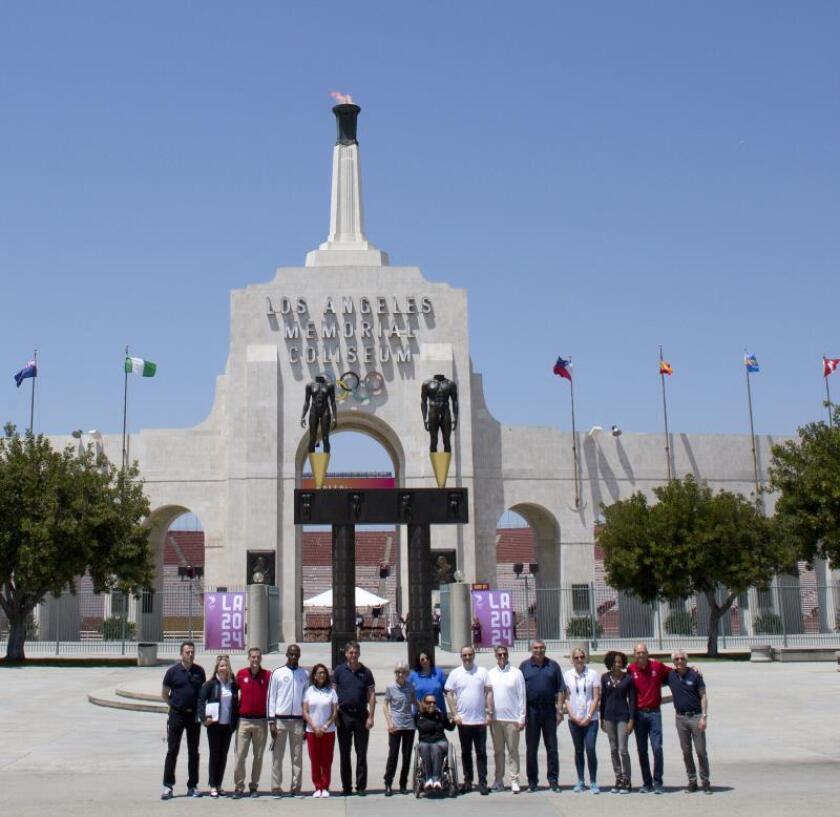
[71,429,83,439]
[611,425,622,437]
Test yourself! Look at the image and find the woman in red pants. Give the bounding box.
[303,663,338,797]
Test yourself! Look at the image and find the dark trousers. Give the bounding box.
[163,710,201,789]
[525,705,558,785]
[634,710,663,788]
[568,720,599,783]
[337,709,370,792]
[457,724,487,785]
[206,723,234,788]
[384,729,415,787]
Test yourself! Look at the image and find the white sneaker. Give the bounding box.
[511,781,521,793]
[312,790,321,798]
[322,790,331,798]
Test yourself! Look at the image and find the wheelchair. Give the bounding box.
[412,740,459,798]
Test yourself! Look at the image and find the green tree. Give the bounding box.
[598,476,795,656]
[768,407,840,565]
[0,425,153,660]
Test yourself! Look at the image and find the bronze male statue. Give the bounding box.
[301,375,337,453]
[421,374,458,453]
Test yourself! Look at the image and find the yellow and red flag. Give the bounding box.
[659,360,673,376]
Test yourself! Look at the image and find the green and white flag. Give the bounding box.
[125,356,157,377]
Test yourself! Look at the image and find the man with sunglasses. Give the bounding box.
[666,650,710,794]
[519,639,565,792]
[445,645,492,795]
[487,646,526,793]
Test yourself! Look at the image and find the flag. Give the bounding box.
[744,353,760,373]
[659,360,673,376]
[125,356,157,377]
[824,357,840,378]
[14,360,37,388]
[553,356,572,381]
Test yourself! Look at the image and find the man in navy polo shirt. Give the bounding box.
[518,639,566,792]
[332,641,376,796]
[667,650,710,794]
[160,640,206,800]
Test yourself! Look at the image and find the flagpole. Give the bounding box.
[824,355,833,428]
[122,345,129,472]
[744,353,761,499]
[659,345,673,481]
[568,356,581,508]
[29,349,37,436]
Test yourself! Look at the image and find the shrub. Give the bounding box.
[565,617,603,639]
[752,612,783,635]
[664,610,694,636]
[99,616,136,641]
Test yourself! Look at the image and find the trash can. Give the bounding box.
[137,642,158,667]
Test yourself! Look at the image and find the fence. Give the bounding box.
[480,581,840,651]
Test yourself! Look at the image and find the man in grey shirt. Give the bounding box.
[382,661,417,796]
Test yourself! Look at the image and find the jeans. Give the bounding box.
[418,739,449,781]
[568,720,598,784]
[525,705,558,785]
[603,719,632,781]
[336,709,370,792]
[206,723,234,788]
[457,724,487,785]
[634,710,663,787]
[384,729,415,787]
[163,710,201,789]
[675,714,710,784]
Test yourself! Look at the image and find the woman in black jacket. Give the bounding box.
[198,654,240,797]
[414,694,455,790]
[599,650,636,794]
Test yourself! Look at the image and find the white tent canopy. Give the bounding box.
[303,586,390,609]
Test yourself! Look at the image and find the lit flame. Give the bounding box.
[329,90,354,105]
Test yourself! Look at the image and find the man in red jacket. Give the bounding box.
[626,643,672,794]
[232,648,272,798]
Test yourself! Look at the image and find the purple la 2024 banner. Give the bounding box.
[471,589,514,647]
[204,592,246,651]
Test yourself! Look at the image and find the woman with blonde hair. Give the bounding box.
[198,654,240,798]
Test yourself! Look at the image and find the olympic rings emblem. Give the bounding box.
[325,370,386,403]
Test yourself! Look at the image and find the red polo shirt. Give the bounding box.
[626,659,672,711]
[236,667,271,718]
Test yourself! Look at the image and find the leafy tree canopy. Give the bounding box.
[0,424,153,659]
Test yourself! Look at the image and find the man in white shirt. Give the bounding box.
[267,644,309,797]
[444,645,493,795]
[487,645,526,793]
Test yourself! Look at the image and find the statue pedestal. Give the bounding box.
[308,452,330,489]
[429,452,451,488]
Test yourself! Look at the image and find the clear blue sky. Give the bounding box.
[2,2,838,453]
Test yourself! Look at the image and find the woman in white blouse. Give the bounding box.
[563,647,601,794]
[302,663,338,797]
[198,654,240,798]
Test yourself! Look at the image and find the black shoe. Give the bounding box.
[702,782,712,795]
[529,783,539,792]
[357,789,367,797]
[460,782,473,794]
[479,784,490,796]
[399,786,408,795]
[385,785,393,797]
[685,780,698,793]
[550,783,561,792]
[232,791,243,800]
[342,789,352,797]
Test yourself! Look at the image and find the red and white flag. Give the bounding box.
[824,357,840,377]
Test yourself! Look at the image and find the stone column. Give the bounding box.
[331,525,356,669]
[407,524,436,664]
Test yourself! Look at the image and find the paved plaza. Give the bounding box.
[0,644,837,817]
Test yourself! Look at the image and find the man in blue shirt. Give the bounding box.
[160,640,206,800]
[666,650,710,794]
[332,641,376,796]
[518,640,566,792]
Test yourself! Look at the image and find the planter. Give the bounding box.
[137,642,158,667]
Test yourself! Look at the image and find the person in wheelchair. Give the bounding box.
[415,694,455,791]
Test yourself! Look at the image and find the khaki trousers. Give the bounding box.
[272,718,305,792]
[233,719,268,792]
[490,720,521,786]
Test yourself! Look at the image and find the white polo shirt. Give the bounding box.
[563,666,601,721]
[487,663,526,724]
[445,664,490,725]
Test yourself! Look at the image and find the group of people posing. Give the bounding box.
[160,638,710,800]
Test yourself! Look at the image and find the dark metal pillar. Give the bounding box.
[331,524,356,669]
[407,523,436,665]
